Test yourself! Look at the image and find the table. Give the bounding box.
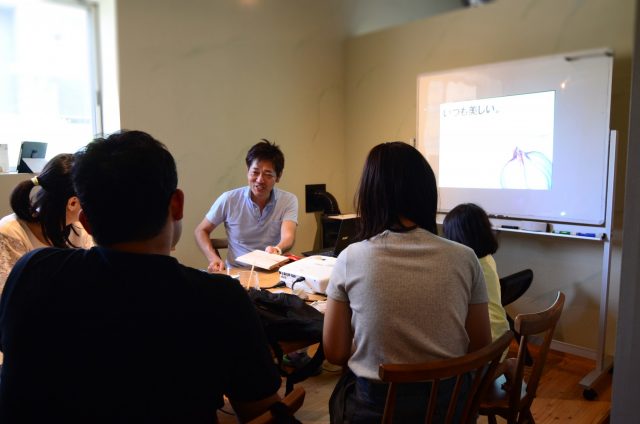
[220,267,326,353]
[222,268,327,302]
[223,267,327,393]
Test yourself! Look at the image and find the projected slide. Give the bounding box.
[438,91,555,190]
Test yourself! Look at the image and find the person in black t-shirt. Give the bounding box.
[0,130,281,423]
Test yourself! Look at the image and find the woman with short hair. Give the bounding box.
[443,203,510,344]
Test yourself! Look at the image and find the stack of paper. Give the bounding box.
[236,250,290,270]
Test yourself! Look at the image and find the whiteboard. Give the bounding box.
[417,49,613,225]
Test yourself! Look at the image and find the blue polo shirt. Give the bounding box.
[205,187,298,267]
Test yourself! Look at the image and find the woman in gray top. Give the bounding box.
[323,142,491,423]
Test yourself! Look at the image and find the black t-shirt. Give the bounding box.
[0,247,281,423]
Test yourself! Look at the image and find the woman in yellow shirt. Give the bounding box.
[443,203,510,343]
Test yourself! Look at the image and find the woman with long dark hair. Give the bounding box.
[323,142,491,423]
[0,154,93,291]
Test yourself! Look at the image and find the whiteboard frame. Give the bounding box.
[417,48,613,225]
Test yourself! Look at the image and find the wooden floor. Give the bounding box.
[219,345,611,424]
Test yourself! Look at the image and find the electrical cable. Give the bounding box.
[263,281,287,289]
[290,276,306,291]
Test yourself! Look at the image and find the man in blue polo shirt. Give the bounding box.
[195,139,298,271]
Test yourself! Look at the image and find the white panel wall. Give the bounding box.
[344,0,634,350]
[116,0,349,268]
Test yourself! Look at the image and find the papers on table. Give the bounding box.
[236,250,290,270]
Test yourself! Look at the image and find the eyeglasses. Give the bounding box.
[248,169,277,180]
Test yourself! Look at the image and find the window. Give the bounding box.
[0,0,101,171]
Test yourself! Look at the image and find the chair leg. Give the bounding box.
[488,415,498,424]
[517,408,535,424]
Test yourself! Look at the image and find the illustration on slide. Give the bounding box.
[500,147,552,189]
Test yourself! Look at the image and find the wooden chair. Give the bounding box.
[500,269,534,327]
[500,269,533,306]
[246,386,305,424]
[479,291,565,424]
[210,238,228,258]
[500,269,534,364]
[378,331,513,424]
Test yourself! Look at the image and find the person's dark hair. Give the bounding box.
[442,203,498,258]
[356,142,437,240]
[245,139,285,177]
[72,130,178,245]
[10,153,78,248]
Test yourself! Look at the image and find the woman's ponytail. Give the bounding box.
[10,179,37,222]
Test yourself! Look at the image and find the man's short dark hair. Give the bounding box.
[72,130,178,245]
[245,139,285,177]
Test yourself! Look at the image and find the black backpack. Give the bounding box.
[248,288,324,394]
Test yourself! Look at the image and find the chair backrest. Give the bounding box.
[507,291,565,418]
[378,331,513,424]
[246,386,305,424]
[210,238,228,257]
[499,269,533,306]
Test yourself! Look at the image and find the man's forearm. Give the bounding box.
[277,238,293,253]
[277,221,297,253]
[195,230,220,262]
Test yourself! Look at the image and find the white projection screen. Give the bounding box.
[417,50,613,225]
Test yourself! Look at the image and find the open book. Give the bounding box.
[236,250,290,271]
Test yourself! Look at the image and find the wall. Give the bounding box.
[345,0,461,36]
[612,0,640,418]
[0,0,464,237]
[0,174,34,217]
[344,0,634,352]
[116,0,348,268]
[114,0,465,270]
[0,0,630,355]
